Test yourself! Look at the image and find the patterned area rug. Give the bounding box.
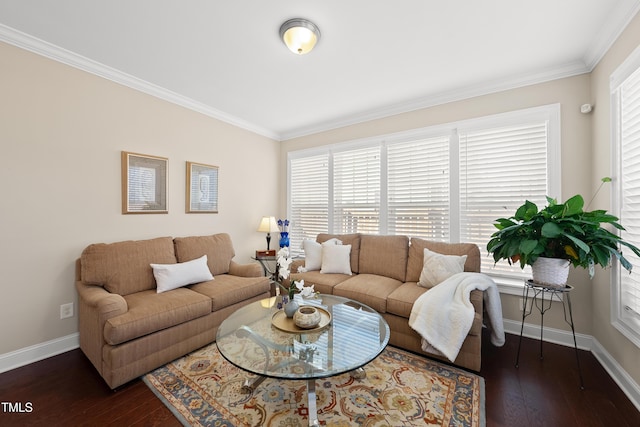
[143,344,485,426]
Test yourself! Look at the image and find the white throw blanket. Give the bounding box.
[408,272,505,362]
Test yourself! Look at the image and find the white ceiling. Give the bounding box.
[1,1,639,140]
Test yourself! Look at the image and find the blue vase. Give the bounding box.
[283,298,298,318]
[279,232,290,248]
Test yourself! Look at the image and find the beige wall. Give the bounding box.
[591,13,640,383]
[0,41,280,355]
[281,73,594,334]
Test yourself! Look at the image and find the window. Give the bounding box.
[288,105,560,290]
[611,46,640,347]
[289,153,329,252]
[387,135,450,239]
[333,145,381,234]
[459,121,553,281]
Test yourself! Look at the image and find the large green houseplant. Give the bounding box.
[487,185,640,284]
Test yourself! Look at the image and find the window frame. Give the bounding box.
[611,44,640,348]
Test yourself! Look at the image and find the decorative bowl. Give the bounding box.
[293,306,322,329]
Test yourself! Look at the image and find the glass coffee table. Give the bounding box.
[216,294,390,426]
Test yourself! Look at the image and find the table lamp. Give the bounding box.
[257,216,279,255]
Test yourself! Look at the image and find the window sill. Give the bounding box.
[489,274,565,302]
[490,276,526,296]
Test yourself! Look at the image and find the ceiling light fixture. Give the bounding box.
[279,18,320,55]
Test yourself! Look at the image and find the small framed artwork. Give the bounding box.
[186,161,219,213]
[121,151,168,214]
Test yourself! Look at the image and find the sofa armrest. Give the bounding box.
[469,289,484,335]
[229,260,263,277]
[75,281,128,375]
[470,289,484,317]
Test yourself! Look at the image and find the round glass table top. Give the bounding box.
[216,294,390,380]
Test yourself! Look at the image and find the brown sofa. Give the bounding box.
[290,233,484,371]
[75,233,270,389]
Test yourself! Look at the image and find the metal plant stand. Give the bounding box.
[515,280,585,389]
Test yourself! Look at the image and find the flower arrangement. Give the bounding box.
[277,219,289,233]
[276,247,316,300]
[277,219,290,248]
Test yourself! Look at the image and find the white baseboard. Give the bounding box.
[591,338,640,412]
[0,333,79,374]
[502,318,593,350]
[503,318,640,412]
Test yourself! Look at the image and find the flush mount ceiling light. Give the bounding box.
[279,18,321,55]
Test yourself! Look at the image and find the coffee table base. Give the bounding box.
[307,379,319,426]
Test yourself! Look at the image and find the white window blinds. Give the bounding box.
[459,122,549,280]
[617,63,640,340]
[289,154,329,252]
[387,136,450,240]
[333,146,380,234]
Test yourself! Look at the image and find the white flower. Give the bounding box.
[294,280,305,291]
[299,283,315,298]
[277,247,289,258]
[277,247,292,280]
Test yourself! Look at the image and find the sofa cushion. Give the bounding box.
[104,287,211,345]
[358,235,409,282]
[386,281,428,318]
[188,274,270,312]
[151,255,214,293]
[333,274,403,313]
[418,248,467,288]
[174,233,235,276]
[290,270,352,295]
[81,237,176,296]
[317,233,361,274]
[406,238,481,282]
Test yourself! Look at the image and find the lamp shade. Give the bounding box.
[279,18,320,55]
[257,216,279,233]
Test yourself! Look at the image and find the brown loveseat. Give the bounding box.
[290,233,484,371]
[75,233,270,389]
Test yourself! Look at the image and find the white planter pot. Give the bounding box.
[531,257,570,287]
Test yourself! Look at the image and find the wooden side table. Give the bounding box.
[515,279,584,389]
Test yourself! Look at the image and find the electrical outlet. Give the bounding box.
[60,302,74,319]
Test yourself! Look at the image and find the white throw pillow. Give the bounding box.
[320,244,352,275]
[303,238,340,271]
[322,238,343,245]
[418,248,467,288]
[151,255,214,293]
[302,240,322,271]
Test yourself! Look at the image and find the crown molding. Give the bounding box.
[582,0,640,70]
[0,24,280,141]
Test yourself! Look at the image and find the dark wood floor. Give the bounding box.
[1,329,639,426]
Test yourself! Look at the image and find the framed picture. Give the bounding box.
[121,151,168,214]
[186,161,219,213]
